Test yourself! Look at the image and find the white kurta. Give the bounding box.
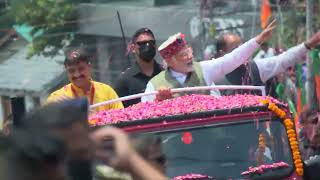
[253,48,275,61]
[253,43,308,83]
[141,38,259,102]
[142,41,308,102]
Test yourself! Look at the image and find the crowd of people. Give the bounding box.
[2,19,320,179]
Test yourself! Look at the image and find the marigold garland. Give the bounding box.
[257,134,266,165]
[261,99,304,176]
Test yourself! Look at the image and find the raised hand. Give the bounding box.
[255,19,277,45]
[305,31,320,49]
[90,127,135,171]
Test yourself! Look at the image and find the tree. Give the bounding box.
[276,0,320,47]
[275,0,320,111]
[11,0,85,57]
[0,2,14,30]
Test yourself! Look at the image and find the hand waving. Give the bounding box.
[305,31,320,49]
[255,19,277,45]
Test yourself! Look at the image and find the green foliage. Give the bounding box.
[0,8,14,29]
[279,0,320,48]
[0,1,14,29]
[9,0,140,57]
[12,0,80,57]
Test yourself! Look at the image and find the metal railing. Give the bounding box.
[90,85,265,110]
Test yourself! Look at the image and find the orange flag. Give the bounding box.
[261,0,272,29]
[315,75,320,103]
[295,89,302,132]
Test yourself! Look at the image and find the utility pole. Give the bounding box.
[306,0,317,109]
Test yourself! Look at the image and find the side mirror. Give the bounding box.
[304,155,320,180]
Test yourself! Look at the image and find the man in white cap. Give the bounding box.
[141,20,277,102]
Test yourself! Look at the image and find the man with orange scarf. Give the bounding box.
[47,47,123,112]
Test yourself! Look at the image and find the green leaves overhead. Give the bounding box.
[13,0,78,57]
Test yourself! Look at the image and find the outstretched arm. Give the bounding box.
[254,44,307,83]
[254,31,320,83]
[201,19,277,85]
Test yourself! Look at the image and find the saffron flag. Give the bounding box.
[295,63,307,130]
[261,0,272,29]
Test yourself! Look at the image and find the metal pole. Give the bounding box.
[306,0,316,109]
[116,11,130,64]
[276,0,284,47]
[90,85,266,109]
[250,0,257,37]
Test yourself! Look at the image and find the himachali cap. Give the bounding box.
[158,32,187,59]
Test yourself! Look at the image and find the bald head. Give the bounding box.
[215,33,242,58]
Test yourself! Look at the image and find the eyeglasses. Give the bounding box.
[135,40,156,46]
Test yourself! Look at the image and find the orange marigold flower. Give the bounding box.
[291,145,299,152]
[287,129,295,135]
[293,154,302,161]
[296,168,304,176]
[290,141,298,146]
[289,137,297,142]
[284,118,291,124]
[88,119,97,125]
[268,103,275,109]
[279,111,286,119]
[284,119,294,128]
[288,133,296,138]
[294,159,302,165]
[293,151,300,156]
[271,106,278,112]
[295,162,303,168]
[261,99,269,105]
[268,102,303,176]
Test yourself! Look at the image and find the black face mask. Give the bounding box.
[138,43,156,62]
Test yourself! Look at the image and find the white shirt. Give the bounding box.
[216,44,308,87]
[142,41,309,102]
[142,38,259,102]
[253,48,275,61]
[254,44,308,83]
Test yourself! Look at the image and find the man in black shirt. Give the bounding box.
[115,28,162,107]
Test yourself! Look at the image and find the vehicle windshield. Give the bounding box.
[131,118,293,180]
